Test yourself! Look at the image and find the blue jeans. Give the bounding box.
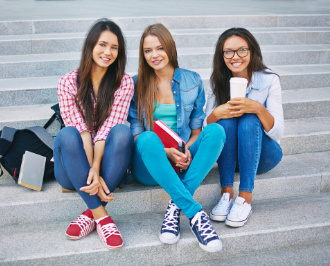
[131,123,226,219]
[54,124,133,210]
[217,113,283,192]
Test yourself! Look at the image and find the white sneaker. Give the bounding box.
[210,193,233,222]
[225,196,252,227]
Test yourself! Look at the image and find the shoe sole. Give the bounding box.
[225,209,252,227]
[199,242,222,253]
[101,241,124,250]
[65,233,85,240]
[159,233,180,244]
[189,228,222,253]
[209,212,227,222]
[65,227,95,240]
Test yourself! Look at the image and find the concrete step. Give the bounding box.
[1,81,329,123]
[2,27,330,55]
[1,151,328,226]
[281,116,330,154]
[1,103,329,153]
[282,87,330,119]
[177,241,330,266]
[1,64,329,107]
[196,64,330,90]
[0,76,60,107]
[1,15,330,36]
[1,193,330,265]
[1,44,330,79]
[0,103,54,129]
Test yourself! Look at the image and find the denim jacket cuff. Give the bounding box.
[189,117,204,130]
[130,124,144,137]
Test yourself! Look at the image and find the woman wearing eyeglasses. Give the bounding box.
[204,28,284,227]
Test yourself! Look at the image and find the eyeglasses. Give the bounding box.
[223,48,250,59]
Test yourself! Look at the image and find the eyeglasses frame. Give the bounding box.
[222,48,250,59]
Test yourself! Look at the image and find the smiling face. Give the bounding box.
[92,30,119,69]
[143,35,171,72]
[223,35,250,79]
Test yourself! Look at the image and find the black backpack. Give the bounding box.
[0,103,65,182]
[0,126,55,182]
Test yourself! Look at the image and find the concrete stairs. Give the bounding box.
[0,14,330,265]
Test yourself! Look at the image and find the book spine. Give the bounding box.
[178,141,185,174]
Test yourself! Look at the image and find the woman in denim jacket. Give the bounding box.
[205,28,284,227]
[128,23,225,253]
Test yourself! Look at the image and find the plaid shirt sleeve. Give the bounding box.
[57,71,89,133]
[94,73,134,142]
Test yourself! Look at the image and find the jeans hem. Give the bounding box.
[185,205,202,219]
[221,184,234,187]
[239,188,253,193]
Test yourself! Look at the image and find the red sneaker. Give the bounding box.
[66,209,95,240]
[96,216,123,249]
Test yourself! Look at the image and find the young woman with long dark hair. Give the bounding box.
[54,18,134,249]
[128,23,225,253]
[205,28,284,227]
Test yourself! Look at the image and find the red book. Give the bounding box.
[153,119,186,173]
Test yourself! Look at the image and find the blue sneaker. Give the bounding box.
[159,200,181,244]
[189,210,222,252]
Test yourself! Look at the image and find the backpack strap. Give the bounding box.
[0,126,18,142]
[43,113,57,130]
[26,126,54,150]
[43,103,65,130]
[0,127,18,158]
[0,127,18,177]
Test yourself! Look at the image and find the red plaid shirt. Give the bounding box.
[57,69,134,145]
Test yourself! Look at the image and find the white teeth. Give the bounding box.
[232,63,242,66]
[101,57,110,61]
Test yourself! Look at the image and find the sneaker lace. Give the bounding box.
[214,200,230,212]
[191,211,217,241]
[162,202,180,232]
[71,214,94,236]
[101,223,121,239]
[230,203,245,217]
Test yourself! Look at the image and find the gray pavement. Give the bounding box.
[1,0,330,21]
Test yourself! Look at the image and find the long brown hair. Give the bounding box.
[136,23,179,128]
[210,27,274,106]
[75,18,126,132]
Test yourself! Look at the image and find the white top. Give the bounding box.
[203,72,284,142]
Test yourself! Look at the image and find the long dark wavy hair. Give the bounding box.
[210,27,275,106]
[75,18,126,132]
[136,23,179,129]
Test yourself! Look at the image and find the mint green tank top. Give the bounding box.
[154,102,177,133]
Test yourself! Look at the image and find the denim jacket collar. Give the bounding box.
[173,68,181,84]
[246,72,256,94]
[246,70,274,94]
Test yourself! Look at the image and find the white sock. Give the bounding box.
[95,216,109,224]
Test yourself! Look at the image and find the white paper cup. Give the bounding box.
[230,77,248,99]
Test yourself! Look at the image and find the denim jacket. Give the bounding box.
[204,70,284,142]
[127,68,206,143]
